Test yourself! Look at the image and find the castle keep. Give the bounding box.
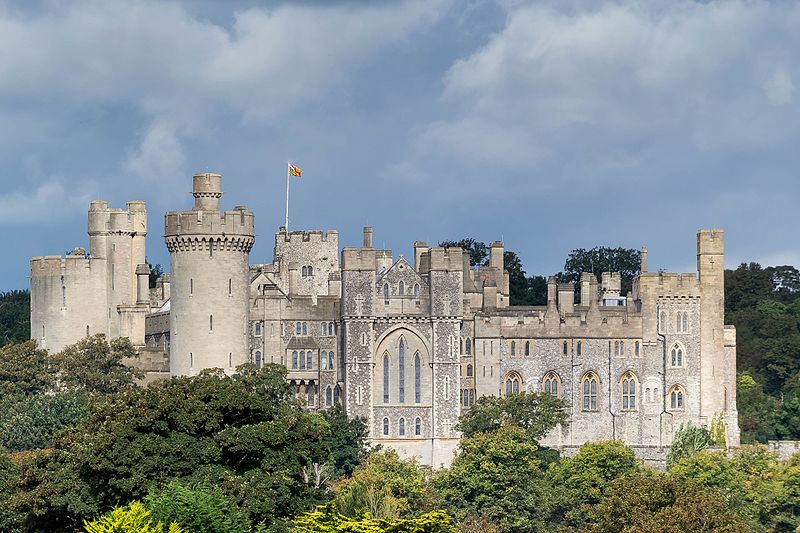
[31,173,740,466]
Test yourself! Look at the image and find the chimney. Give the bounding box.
[490,241,504,269]
[580,272,593,306]
[641,246,648,273]
[363,226,373,248]
[558,283,574,314]
[414,241,429,272]
[288,263,299,296]
[547,276,557,310]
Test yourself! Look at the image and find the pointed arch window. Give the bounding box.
[511,341,516,356]
[299,350,306,370]
[399,338,406,403]
[383,352,390,404]
[415,417,421,436]
[398,280,405,295]
[670,343,684,367]
[296,322,302,335]
[465,337,472,355]
[321,351,328,370]
[525,341,530,356]
[328,351,335,370]
[414,283,420,299]
[302,322,308,336]
[682,312,689,333]
[621,371,638,410]
[399,417,406,436]
[292,351,298,369]
[504,371,522,396]
[582,372,599,411]
[307,383,315,406]
[669,384,685,410]
[322,322,328,336]
[306,351,313,370]
[383,417,389,436]
[326,385,333,406]
[255,351,262,369]
[383,283,389,303]
[543,371,561,397]
[414,352,421,403]
[334,385,341,405]
[466,364,473,377]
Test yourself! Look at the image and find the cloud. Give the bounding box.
[0,181,89,224]
[125,120,185,184]
[764,69,794,106]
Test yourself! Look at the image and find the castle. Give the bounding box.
[31,173,740,466]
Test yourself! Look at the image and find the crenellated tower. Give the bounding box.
[164,173,255,376]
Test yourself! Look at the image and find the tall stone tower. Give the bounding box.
[164,173,255,375]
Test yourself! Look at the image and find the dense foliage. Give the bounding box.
[0,290,30,347]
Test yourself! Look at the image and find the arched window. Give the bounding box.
[582,372,599,411]
[329,322,334,335]
[296,322,302,335]
[306,351,313,370]
[398,281,405,295]
[383,353,390,404]
[383,283,389,302]
[669,384,685,410]
[307,383,315,405]
[670,343,684,367]
[399,338,406,403]
[469,389,475,406]
[334,385,341,405]
[511,341,516,355]
[328,351,335,370]
[302,322,308,336]
[635,341,640,357]
[413,352,422,403]
[466,364,473,377]
[504,371,522,396]
[292,351,298,369]
[563,341,568,355]
[543,371,561,397]
[255,351,262,369]
[190,278,193,296]
[465,338,472,355]
[414,283,420,299]
[676,312,682,332]
[209,315,213,331]
[525,341,530,356]
[326,385,332,406]
[682,312,689,333]
[255,322,262,336]
[577,341,582,356]
[301,266,307,277]
[399,417,406,436]
[321,351,328,370]
[322,322,328,336]
[383,417,389,436]
[308,266,313,276]
[659,311,667,332]
[621,371,637,410]
[415,417,421,436]
[299,350,306,370]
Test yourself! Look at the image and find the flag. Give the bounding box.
[289,163,302,177]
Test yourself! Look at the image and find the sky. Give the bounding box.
[1,0,799,290]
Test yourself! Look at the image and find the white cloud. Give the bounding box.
[0,181,89,224]
[125,120,185,184]
[764,69,794,106]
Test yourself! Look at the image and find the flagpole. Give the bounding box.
[285,162,290,231]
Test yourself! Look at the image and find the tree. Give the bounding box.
[548,440,641,528]
[0,390,88,451]
[321,405,369,479]
[83,502,186,533]
[438,239,488,267]
[456,391,567,439]
[666,423,713,469]
[0,340,54,397]
[147,263,164,289]
[51,335,143,394]
[589,471,753,533]
[144,482,251,533]
[332,449,432,519]
[433,426,553,533]
[294,504,457,533]
[504,251,546,306]
[559,247,641,296]
[0,290,30,347]
[0,447,21,532]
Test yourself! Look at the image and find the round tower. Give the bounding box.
[165,173,255,376]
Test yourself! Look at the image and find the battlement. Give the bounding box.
[635,271,700,297]
[31,254,98,276]
[277,228,339,244]
[88,200,147,236]
[698,229,724,256]
[341,247,383,271]
[428,247,464,271]
[164,207,255,240]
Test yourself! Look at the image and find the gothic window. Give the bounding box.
[635,341,640,357]
[676,312,682,332]
[621,371,637,410]
[525,341,530,356]
[399,338,406,403]
[329,322,334,335]
[328,351,335,370]
[669,384,685,410]
[255,351,262,369]
[255,322,262,336]
[682,312,689,333]
[307,383,315,405]
[301,266,307,276]
[306,351,313,370]
[296,322,302,335]
[543,371,561,397]
[414,283,420,299]
[399,417,406,436]
[511,341,516,356]
[659,311,667,333]
[670,343,684,367]
[444,376,451,400]
[322,322,328,336]
[326,385,332,406]
[299,351,306,370]
[577,341,582,356]
[302,322,308,336]
[292,351,298,369]
[504,371,522,396]
[399,281,405,295]
[582,372,599,411]
[321,351,328,370]
[462,389,469,407]
[465,338,472,355]
[415,417,421,436]
[563,341,568,355]
[383,283,389,303]
[469,389,475,406]
[383,353,390,404]
[383,417,389,436]
[308,266,313,276]
[466,364,473,377]
[334,385,341,405]
[414,352,421,403]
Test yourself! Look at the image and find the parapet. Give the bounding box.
[164,207,255,241]
[87,200,147,236]
[697,229,724,256]
[341,247,379,271]
[601,272,621,296]
[192,172,222,211]
[428,247,464,271]
[277,228,339,244]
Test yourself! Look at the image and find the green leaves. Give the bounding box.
[455,391,567,440]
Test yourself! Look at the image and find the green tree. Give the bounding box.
[0,340,54,397]
[0,390,88,451]
[333,449,431,519]
[147,263,164,289]
[83,502,186,533]
[456,391,567,439]
[504,251,546,306]
[0,447,21,532]
[0,290,30,347]
[438,239,488,267]
[294,504,457,533]
[145,482,250,533]
[51,335,143,394]
[434,426,553,533]
[558,247,641,296]
[666,423,713,469]
[736,373,779,443]
[321,405,369,479]
[548,440,641,528]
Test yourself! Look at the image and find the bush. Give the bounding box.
[83,502,185,533]
[145,481,251,533]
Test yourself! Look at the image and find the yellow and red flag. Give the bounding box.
[288,163,302,177]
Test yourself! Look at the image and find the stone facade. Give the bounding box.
[31,173,740,467]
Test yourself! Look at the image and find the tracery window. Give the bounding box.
[614,340,625,356]
[504,371,522,396]
[621,371,637,410]
[670,343,684,367]
[399,338,406,403]
[582,372,599,411]
[543,371,561,397]
[669,384,685,410]
[383,352,390,404]
[465,337,472,355]
[676,311,689,333]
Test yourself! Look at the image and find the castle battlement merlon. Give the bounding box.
[277,228,339,244]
